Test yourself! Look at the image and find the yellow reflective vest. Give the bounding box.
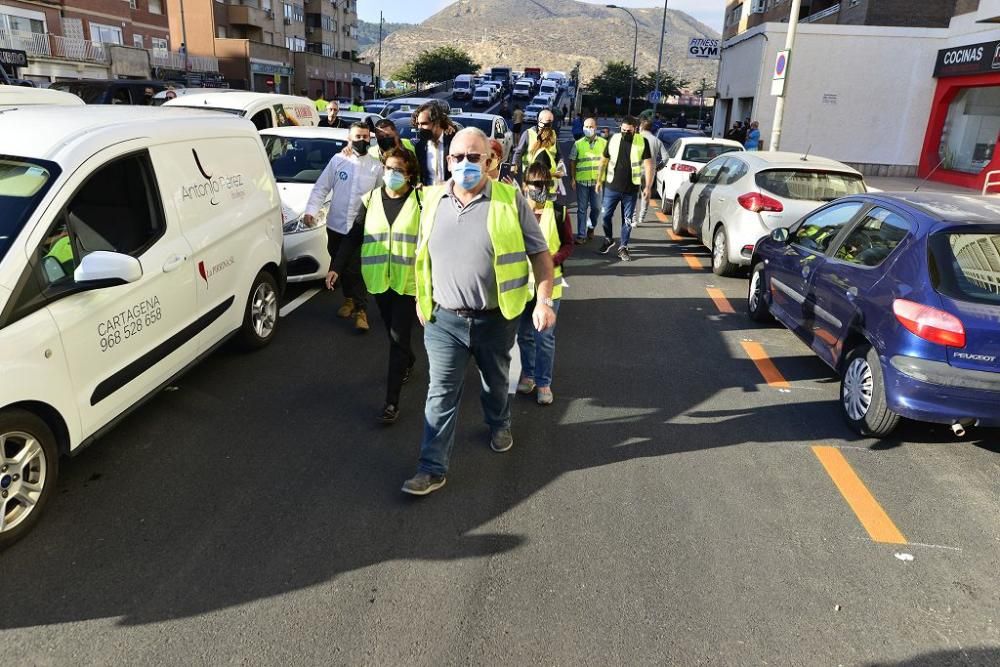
[606,133,646,186]
[573,136,607,185]
[415,182,531,321]
[535,203,564,301]
[349,103,364,112]
[360,188,421,296]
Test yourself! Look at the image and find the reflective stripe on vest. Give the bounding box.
[537,204,563,300]
[360,188,421,296]
[415,182,530,321]
[606,133,646,186]
[574,136,606,184]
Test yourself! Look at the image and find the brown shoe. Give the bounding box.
[337,298,355,318]
[354,309,370,332]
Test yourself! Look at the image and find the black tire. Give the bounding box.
[840,344,900,438]
[747,262,774,322]
[671,198,686,236]
[661,195,673,216]
[237,270,280,351]
[0,409,59,551]
[712,225,738,277]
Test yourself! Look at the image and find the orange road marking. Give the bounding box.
[812,446,908,544]
[739,341,790,389]
[682,253,703,270]
[706,288,735,314]
[656,210,670,223]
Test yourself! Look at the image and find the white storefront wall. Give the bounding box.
[715,23,947,173]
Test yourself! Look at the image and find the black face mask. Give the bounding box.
[538,121,552,130]
[417,128,435,143]
[352,140,369,156]
[621,130,634,137]
[376,136,396,151]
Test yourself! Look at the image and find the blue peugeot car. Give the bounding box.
[747,192,1000,438]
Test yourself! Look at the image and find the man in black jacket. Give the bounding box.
[411,102,456,186]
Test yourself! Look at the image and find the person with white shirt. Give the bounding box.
[411,102,456,186]
[304,122,384,331]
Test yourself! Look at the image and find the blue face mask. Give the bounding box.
[583,127,596,138]
[384,169,407,192]
[452,160,483,190]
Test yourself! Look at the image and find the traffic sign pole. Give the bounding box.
[769,0,802,152]
[652,0,668,117]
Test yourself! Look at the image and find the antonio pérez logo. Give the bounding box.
[182,148,246,206]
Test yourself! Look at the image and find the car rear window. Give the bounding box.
[682,143,741,163]
[261,136,347,183]
[756,169,866,202]
[929,231,1000,306]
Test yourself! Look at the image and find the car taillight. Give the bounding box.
[893,299,966,348]
[737,192,784,213]
[671,163,697,172]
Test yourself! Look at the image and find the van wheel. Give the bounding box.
[0,409,59,551]
[747,263,773,323]
[671,198,685,235]
[840,344,900,438]
[238,270,280,351]
[712,226,738,277]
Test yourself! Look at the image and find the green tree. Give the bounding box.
[587,61,636,100]
[399,46,480,85]
[639,71,691,99]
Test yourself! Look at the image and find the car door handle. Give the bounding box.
[162,254,187,273]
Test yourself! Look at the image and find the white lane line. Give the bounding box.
[279,287,321,318]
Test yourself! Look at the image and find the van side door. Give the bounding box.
[28,147,197,435]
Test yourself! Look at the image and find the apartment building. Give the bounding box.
[168,0,368,97]
[0,0,218,84]
[723,0,959,40]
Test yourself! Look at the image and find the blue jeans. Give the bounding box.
[517,298,561,388]
[601,187,637,248]
[575,183,600,239]
[418,306,519,477]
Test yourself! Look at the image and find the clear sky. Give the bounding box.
[358,0,725,33]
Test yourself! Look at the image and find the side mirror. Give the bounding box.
[74,251,142,286]
[689,172,699,184]
[770,228,790,244]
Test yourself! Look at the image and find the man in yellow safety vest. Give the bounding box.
[569,116,606,243]
[401,126,556,497]
[597,115,654,263]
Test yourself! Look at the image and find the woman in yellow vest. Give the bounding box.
[515,162,574,405]
[327,148,422,423]
[525,127,564,194]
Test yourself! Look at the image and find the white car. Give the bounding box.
[656,138,744,213]
[513,80,534,99]
[530,94,553,108]
[260,127,350,283]
[452,113,514,162]
[0,106,285,547]
[164,91,319,129]
[672,151,867,276]
[523,104,546,124]
[0,86,84,106]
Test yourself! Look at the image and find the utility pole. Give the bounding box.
[179,0,189,76]
[769,0,802,151]
[607,5,638,116]
[652,0,668,116]
[377,11,383,94]
[698,77,705,124]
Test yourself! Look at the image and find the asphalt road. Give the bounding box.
[1,126,998,666]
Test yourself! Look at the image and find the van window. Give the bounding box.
[0,158,61,265]
[111,86,131,105]
[57,153,164,271]
[250,110,273,130]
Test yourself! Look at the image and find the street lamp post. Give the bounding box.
[607,4,638,116]
[652,0,668,117]
[377,11,383,95]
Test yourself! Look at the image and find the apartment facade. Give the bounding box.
[723,0,959,40]
[0,0,218,84]
[168,0,368,97]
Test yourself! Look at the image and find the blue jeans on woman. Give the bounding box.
[418,306,518,477]
[575,183,600,240]
[601,187,637,248]
[517,298,561,388]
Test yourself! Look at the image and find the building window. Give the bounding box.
[940,87,1000,174]
[133,34,143,48]
[217,25,227,38]
[90,22,124,45]
[0,10,46,34]
[151,36,167,55]
[285,36,305,52]
[262,0,272,10]
[283,3,303,22]
[148,0,162,14]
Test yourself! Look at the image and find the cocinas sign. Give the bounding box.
[935,40,1000,78]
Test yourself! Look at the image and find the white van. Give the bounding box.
[0,106,285,548]
[164,91,319,130]
[0,86,84,107]
[453,74,474,101]
[472,86,494,107]
[539,80,559,99]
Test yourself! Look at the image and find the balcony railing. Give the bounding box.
[150,51,219,72]
[0,29,109,64]
[802,2,840,23]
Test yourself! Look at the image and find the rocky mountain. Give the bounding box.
[360,0,720,87]
[357,20,414,49]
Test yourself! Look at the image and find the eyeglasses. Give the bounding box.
[447,152,486,164]
[525,180,551,187]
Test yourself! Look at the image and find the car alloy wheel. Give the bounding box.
[672,199,683,234]
[713,230,726,270]
[0,430,48,535]
[251,281,278,339]
[842,356,874,422]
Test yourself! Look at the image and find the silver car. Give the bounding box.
[672,151,866,276]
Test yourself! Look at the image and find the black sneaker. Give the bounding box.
[401,472,447,496]
[618,246,632,262]
[490,428,513,453]
[379,403,400,423]
[402,365,414,385]
[598,238,616,255]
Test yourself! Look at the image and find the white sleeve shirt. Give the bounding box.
[305,154,384,234]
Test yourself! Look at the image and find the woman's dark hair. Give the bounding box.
[525,161,552,185]
[382,147,420,186]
